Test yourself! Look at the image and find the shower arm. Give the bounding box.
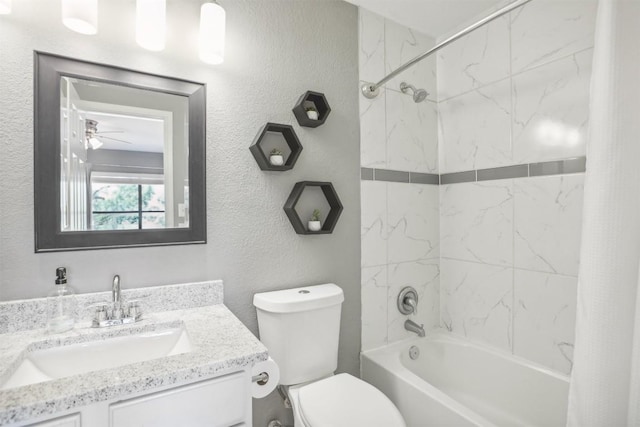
[361,0,534,99]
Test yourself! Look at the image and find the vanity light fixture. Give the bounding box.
[136,0,166,51]
[0,0,11,15]
[199,0,225,65]
[62,0,98,35]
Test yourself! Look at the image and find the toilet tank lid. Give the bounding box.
[253,284,344,313]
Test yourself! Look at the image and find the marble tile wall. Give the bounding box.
[437,0,597,172]
[438,0,596,374]
[359,8,438,174]
[440,175,584,374]
[358,1,593,375]
[359,9,440,351]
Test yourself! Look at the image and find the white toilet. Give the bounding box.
[253,283,406,427]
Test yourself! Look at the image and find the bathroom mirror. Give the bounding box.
[34,52,206,252]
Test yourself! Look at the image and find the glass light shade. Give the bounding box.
[199,2,225,65]
[0,0,12,15]
[62,0,98,35]
[88,137,103,150]
[136,0,166,51]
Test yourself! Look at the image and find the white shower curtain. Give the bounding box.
[567,0,640,425]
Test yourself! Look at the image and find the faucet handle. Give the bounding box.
[126,301,142,320]
[97,305,108,321]
[405,296,418,315]
[91,304,110,327]
[397,287,419,315]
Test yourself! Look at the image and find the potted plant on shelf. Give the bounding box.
[305,106,319,121]
[308,209,322,232]
[269,148,284,166]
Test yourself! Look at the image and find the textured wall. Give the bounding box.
[358,9,440,352]
[0,1,360,424]
[436,0,596,375]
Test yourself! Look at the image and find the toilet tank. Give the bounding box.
[253,284,344,385]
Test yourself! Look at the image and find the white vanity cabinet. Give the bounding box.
[28,414,81,427]
[109,371,250,427]
[23,370,252,427]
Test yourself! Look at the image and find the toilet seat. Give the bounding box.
[296,373,406,427]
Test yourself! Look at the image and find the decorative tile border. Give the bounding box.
[440,170,475,185]
[360,167,374,180]
[361,168,439,185]
[362,157,586,185]
[477,164,528,181]
[410,171,440,185]
[529,157,586,176]
[375,169,409,183]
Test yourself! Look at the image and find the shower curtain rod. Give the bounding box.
[360,0,534,99]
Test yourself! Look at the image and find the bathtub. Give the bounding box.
[361,333,570,427]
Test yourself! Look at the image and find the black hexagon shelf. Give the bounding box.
[284,181,343,235]
[249,123,303,171]
[292,91,331,128]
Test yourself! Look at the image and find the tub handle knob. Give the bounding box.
[398,286,419,315]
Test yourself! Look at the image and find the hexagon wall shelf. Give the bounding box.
[292,91,331,128]
[249,123,303,171]
[284,181,343,235]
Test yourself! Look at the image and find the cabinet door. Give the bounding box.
[109,371,249,427]
[28,413,81,427]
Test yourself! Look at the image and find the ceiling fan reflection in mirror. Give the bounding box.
[84,118,133,150]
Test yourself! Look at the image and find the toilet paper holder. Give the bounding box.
[251,357,280,399]
[252,371,270,385]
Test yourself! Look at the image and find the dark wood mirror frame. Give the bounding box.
[34,52,207,252]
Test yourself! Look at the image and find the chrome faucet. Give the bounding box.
[91,275,142,328]
[404,319,425,337]
[398,287,426,337]
[112,274,121,306]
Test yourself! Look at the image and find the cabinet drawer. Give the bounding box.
[28,413,81,427]
[110,372,248,427]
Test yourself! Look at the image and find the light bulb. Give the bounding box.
[0,0,12,15]
[136,0,166,51]
[62,0,98,35]
[199,1,225,65]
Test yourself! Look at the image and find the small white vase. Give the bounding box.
[308,220,321,232]
[306,110,319,120]
[270,155,284,166]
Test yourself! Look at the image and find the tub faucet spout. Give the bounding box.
[405,319,425,337]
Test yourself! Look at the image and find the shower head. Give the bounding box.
[400,82,429,103]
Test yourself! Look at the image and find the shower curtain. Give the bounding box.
[567,0,640,425]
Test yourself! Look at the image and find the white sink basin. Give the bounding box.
[1,327,192,390]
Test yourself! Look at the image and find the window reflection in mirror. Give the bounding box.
[59,77,189,232]
[35,52,206,252]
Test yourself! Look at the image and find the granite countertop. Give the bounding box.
[0,282,268,425]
